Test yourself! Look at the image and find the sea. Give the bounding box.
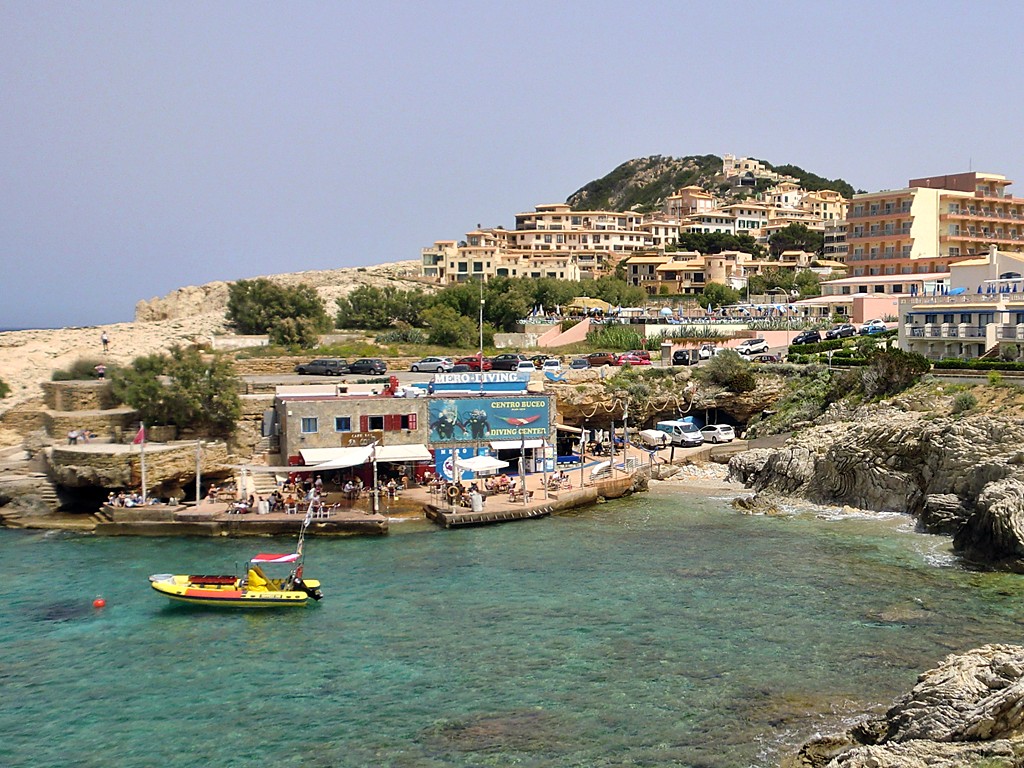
[3,489,1023,768]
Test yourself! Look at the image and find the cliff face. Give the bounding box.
[729,406,1024,568]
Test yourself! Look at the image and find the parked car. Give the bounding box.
[700,424,736,443]
[697,344,718,360]
[585,351,621,367]
[735,338,770,355]
[295,358,349,376]
[490,353,530,371]
[790,330,822,346]
[626,349,652,361]
[825,323,857,339]
[672,349,695,366]
[569,357,590,369]
[410,356,454,373]
[514,360,537,372]
[542,358,563,373]
[752,353,782,364]
[348,358,387,375]
[455,355,492,371]
[860,319,888,335]
[619,353,652,366]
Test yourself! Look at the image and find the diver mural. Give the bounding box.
[428,397,550,445]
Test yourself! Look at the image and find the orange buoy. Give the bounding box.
[92,597,106,609]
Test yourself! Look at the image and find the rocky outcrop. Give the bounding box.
[729,408,1024,568]
[787,644,1024,767]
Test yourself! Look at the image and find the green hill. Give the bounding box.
[566,154,859,212]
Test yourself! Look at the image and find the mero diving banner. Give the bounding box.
[428,396,550,444]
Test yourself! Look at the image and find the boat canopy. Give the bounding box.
[251,553,300,564]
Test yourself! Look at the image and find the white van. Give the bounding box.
[655,420,704,447]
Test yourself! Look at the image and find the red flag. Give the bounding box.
[131,426,145,445]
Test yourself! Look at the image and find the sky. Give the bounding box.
[4,1,1024,329]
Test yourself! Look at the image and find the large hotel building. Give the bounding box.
[845,172,1024,279]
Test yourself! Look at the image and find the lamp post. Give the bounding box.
[479,279,485,396]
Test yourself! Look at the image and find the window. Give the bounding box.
[892,284,903,293]
[300,417,318,434]
[544,235,552,243]
[942,314,954,324]
[334,417,351,432]
[874,285,886,293]
[960,314,972,324]
[925,314,937,324]
[367,416,384,431]
[473,262,483,272]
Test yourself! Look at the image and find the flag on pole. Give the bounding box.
[132,425,146,445]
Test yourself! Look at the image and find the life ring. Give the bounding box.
[446,486,460,500]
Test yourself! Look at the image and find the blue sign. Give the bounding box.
[428,396,550,444]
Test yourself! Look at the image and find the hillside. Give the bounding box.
[566,154,859,212]
[566,155,722,212]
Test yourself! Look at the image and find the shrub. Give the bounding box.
[951,392,977,414]
[988,371,1004,387]
[375,327,428,345]
[110,347,240,435]
[861,348,931,399]
[0,377,9,398]
[700,350,756,392]
[51,358,114,381]
[227,278,331,345]
[586,325,645,351]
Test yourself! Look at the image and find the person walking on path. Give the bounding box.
[101,331,109,353]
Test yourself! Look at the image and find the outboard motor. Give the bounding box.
[294,578,323,601]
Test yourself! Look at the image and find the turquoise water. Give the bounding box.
[3,490,1024,768]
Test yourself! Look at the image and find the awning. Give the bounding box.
[303,446,374,470]
[251,553,300,564]
[375,444,432,463]
[490,439,544,450]
[454,455,510,472]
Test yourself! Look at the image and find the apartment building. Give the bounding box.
[622,249,820,296]
[664,185,719,218]
[899,246,1024,361]
[846,171,1024,281]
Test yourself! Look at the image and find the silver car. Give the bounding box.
[410,356,454,373]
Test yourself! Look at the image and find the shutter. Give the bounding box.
[359,415,369,432]
[408,413,417,430]
[384,414,399,431]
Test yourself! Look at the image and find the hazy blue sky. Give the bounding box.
[4,1,1024,328]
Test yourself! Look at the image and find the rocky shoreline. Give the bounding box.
[728,404,1024,571]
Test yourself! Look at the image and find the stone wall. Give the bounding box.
[0,398,46,435]
[44,408,138,441]
[42,381,116,411]
[49,440,231,492]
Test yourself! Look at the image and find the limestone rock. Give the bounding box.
[954,478,1024,567]
[788,644,1024,767]
[921,493,971,535]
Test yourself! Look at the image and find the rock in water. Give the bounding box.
[786,644,1024,767]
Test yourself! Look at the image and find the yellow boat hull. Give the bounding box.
[149,574,321,608]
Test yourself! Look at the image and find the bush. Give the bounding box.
[586,325,645,351]
[861,348,930,399]
[0,377,9,398]
[227,278,331,346]
[933,358,1024,372]
[700,350,756,392]
[51,358,115,381]
[375,327,428,345]
[952,392,978,414]
[110,347,240,435]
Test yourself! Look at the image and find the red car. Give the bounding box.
[455,356,492,371]
[619,353,652,366]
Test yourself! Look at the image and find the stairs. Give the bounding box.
[249,471,281,498]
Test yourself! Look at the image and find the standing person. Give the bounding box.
[94,363,106,379]
[101,331,109,353]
